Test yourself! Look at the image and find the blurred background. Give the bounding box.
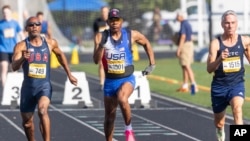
[0,0,249,58]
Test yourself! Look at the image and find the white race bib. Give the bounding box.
[3,28,15,38]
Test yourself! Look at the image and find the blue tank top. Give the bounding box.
[102,28,134,78]
[22,37,51,87]
[212,35,245,86]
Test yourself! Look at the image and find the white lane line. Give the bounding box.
[49,105,118,141]
[0,107,186,112]
[0,113,25,135]
[151,92,235,123]
[132,113,202,141]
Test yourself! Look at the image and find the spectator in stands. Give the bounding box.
[93,6,110,90]
[36,11,52,39]
[0,5,25,89]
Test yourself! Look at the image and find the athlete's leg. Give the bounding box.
[214,110,226,129]
[230,96,244,124]
[117,81,136,141]
[214,110,226,141]
[117,82,134,125]
[21,112,36,141]
[104,96,119,141]
[0,60,9,87]
[99,61,105,90]
[37,96,51,141]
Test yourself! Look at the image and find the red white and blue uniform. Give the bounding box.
[20,37,52,112]
[102,28,135,96]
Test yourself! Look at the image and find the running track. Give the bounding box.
[0,52,248,141]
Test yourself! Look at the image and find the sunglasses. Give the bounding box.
[27,22,41,27]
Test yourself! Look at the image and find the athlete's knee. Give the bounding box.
[118,96,129,108]
[214,117,225,128]
[22,119,33,129]
[232,105,242,115]
[38,106,48,116]
[214,114,226,128]
[215,121,225,128]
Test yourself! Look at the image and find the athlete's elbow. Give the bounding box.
[207,68,213,74]
[12,65,19,72]
[93,58,98,64]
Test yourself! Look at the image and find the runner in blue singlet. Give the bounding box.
[93,8,156,141]
[207,10,250,141]
[12,16,77,141]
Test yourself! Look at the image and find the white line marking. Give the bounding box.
[151,92,235,122]
[132,114,202,141]
[49,105,118,141]
[0,113,25,135]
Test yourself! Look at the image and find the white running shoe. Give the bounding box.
[216,128,225,141]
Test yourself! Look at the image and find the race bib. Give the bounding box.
[28,63,46,78]
[3,28,15,38]
[222,57,241,73]
[107,60,125,74]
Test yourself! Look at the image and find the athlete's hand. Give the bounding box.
[68,75,78,86]
[22,49,33,59]
[142,64,156,76]
[220,48,229,60]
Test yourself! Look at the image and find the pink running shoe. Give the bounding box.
[125,130,136,141]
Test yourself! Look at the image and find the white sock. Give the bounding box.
[125,124,132,131]
[182,83,188,88]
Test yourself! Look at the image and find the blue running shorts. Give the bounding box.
[20,82,52,112]
[104,74,135,97]
[211,82,245,113]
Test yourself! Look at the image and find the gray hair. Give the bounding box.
[176,9,187,19]
[221,10,237,22]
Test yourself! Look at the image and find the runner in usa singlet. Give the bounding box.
[102,28,134,79]
[20,36,52,112]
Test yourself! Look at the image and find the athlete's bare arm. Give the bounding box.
[93,32,104,64]
[131,30,155,65]
[47,38,77,86]
[207,38,225,73]
[12,41,29,71]
[242,35,250,63]
[47,23,52,39]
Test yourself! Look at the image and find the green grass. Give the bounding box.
[70,58,250,120]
